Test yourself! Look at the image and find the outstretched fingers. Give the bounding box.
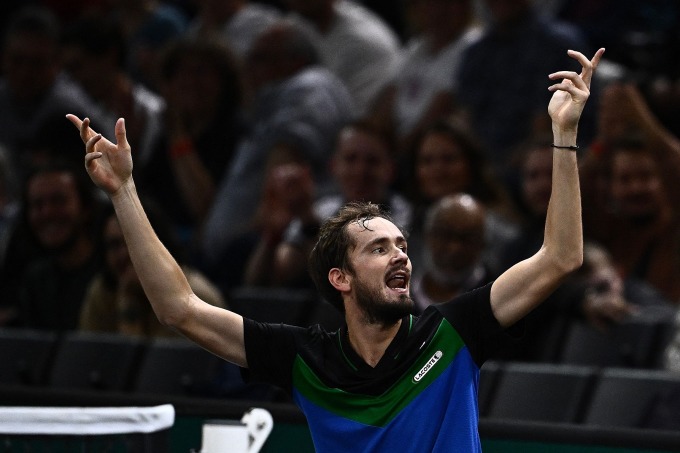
[66,114,97,144]
[65,113,83,129]
[548,70,588,99]
[85,132,102,153]
[548,48,605,93]
[114,118,129,150]
[570,48,605,87]
[584,48,605,84]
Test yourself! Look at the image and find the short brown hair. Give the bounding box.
[308,201,399,312]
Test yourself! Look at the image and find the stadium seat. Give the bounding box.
[485,362,596,423]
[559,320,662,368]
[133,337,227,397]
[228,287,319,326]
[478,360,503,417]
[583,367,680,428]
[48,331,144,391]
[0,328,57,386]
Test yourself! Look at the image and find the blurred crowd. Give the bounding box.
[0,0,679,371]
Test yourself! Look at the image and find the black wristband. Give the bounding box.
[552,143,579,150]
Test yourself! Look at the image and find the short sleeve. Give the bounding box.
[241,318,306,392]
[434,282,523,366]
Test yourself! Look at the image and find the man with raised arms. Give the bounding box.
[68,47,604,452]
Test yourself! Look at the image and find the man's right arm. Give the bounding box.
[68,115,248,367]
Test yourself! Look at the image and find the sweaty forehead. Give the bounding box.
[348,217,403,245]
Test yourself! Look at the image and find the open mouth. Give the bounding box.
[386,270,409,292]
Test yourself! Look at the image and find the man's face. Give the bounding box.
[417,132,471,201]
[27,171,85,251]
[610,150,664,221]
[333,128,393,203]
[345,217,413,324]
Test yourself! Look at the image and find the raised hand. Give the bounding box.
[66,115,133,195]
[548,48,605,134]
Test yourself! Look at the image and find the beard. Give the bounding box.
[354,277,414,326]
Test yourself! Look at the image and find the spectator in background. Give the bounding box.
[186,0,281,59]
[104,0,188,91]
[137,37,246,243]
[242,162,317,290]
[406,116,518,271]
[369,0,482,158]
[311,120,411,230]
[80,201,225,338]
[243,121,411,289]
[576,242,674,332]
[495,136,675,361]
[2,161,106,331]
[498,138,554,271]
[581,83,680,304]
[201,20,354,271]
[456,0,591,177]
[411,193,498,314]
[0,6,104,176]
[582,137,680,304]
[60,15,166,169]
[284,0,402,115]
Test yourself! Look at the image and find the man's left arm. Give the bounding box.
[490,48,605,328]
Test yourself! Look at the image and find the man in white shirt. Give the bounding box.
[285,0,402,115]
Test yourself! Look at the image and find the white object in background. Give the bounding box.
[0,404,175,435]
[200,408,273,453]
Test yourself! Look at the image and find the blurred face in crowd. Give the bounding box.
[610,148,664,222]
[164,55,223,118]
[417,131,472,201]
[27,171,86,251]
[332,126,394,204]
[3,32,59,102]
[424,194,485,283]
[584,244,624,298]
[521,146,553,217]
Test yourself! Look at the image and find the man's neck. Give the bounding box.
[345,312,402,368]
